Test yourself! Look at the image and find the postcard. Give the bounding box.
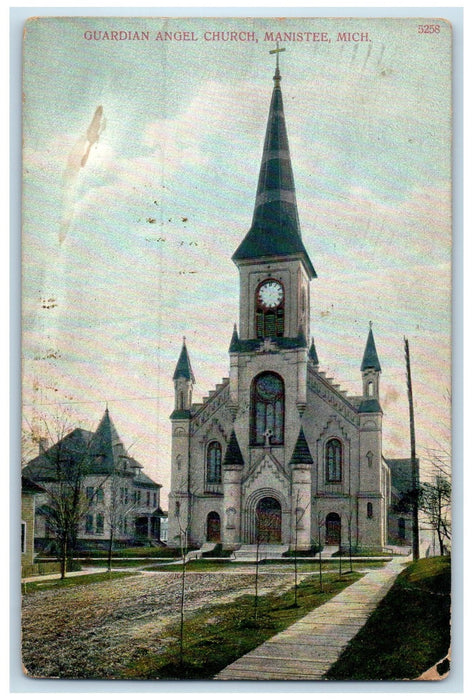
[21,15,452,682]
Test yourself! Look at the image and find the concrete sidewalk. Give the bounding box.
[215,556,409,681]
[21,567,109,584]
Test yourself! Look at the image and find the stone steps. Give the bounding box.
[232,544,288,562]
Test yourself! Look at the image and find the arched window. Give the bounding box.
[206,441,222,483]
[255,279,285,338]
[325,439,342,482]
[367,502,373,519]
[366,451,373,468]
[250,372,284,446]
[368,381,374,397]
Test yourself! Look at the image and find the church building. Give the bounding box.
[168,58,394,552]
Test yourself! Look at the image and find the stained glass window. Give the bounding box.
[207,441,222,483]
[251,372,284,445]
[326,439,342,482]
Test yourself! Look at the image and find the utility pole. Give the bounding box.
[405,338,420,560]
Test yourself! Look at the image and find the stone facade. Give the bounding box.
[168,64,396,552]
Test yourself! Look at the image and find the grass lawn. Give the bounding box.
[325,556,451,681]
[22,571,139,594]
[75,559,161,568]
[122,570,362,679]
[144,559,385,573]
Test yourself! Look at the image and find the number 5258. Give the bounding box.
[418,24,440,33]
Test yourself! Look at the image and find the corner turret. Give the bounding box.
[172,337,195,416]
[359,324,382,412]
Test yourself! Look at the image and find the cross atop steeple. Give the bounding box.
[269,42,286,86]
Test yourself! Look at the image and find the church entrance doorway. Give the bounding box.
[256,497,282,543]
[206,511,221,542]
[325,512,341,546]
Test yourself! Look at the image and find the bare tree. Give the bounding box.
[23,410,95,578]
[173,502,193,669]
[292,492,310,608]
[104,468,137,571]
[316,510,324,593]
[419,471,451,556]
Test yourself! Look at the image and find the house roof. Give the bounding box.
[87,408,130,474]
[22,428,95,482]
[21,475,45,494]
[232,67,316,279]
[22,410,155,484]
[133,471,161,489]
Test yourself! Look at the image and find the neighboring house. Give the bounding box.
[21,476,45,575]
[23,409,164,550]
[168,62,409,552]
[385,458,417,547]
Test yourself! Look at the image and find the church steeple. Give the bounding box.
[172,338,195,413]
[361,324,381,373]
[232,58,316,280]
[173,337,195,382]
[360,323,382,405]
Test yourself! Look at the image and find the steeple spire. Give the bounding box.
[361,323,381,372]
[173,337,195,382]
[232,55,316,279]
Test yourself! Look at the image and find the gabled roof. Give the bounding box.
[361,326,381,372]
[133,471,161,489]
[289,427,314,465]
[232,68,316,279]
[22,410,147,481]
[173,338,195,382]
[22,428,94,482]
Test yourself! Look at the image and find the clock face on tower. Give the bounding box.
[257,280,284,309]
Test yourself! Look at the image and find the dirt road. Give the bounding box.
[22,569,299,679]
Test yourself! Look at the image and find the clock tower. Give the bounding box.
[231,60,316,344]
[223,55,317,547]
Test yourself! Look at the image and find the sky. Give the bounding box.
[21,15,452,500]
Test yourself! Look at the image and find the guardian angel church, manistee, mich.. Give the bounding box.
[167,55,413,553]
